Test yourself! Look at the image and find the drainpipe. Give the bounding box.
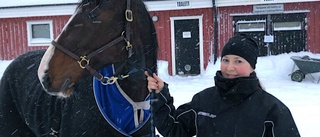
[266,14,271,56]
[212,0,218,64]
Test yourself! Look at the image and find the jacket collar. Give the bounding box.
[214,71,260,103]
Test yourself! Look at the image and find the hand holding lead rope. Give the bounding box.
[145,69,160,137]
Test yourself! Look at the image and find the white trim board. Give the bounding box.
[170,15,204,76]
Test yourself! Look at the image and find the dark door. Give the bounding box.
[270,13,306,55]
[234,15,268,56]
[174,19,200,75]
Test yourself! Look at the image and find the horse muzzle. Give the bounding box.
[39,73,74,98]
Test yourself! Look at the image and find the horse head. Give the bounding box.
[38,0,158,98]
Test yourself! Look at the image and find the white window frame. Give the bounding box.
[237,20,266,32]
[273,21,302,31]
[26,20,53,46]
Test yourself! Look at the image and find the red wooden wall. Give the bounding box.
[149,8,214,75]
[285,1,320,53]
[0,15,70,60]
[217,1,320,56]
[1,1,319,73]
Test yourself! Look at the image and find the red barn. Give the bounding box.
[1,0,319,75]
[0,1,78,60]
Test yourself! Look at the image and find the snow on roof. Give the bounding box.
[0,0,80,8]
[0,0,213,18]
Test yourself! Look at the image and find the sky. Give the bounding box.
[1,51,320,136]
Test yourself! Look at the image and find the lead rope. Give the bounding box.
[150,88,156,137]
[145,69,157,137]
[125,0,156,136]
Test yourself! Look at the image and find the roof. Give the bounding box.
[0,0,79,8]
[1,0,318,8]
[0,0,213,9]
[0,0,212,18]
[4,0,316,18]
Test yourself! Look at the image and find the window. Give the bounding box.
[27,20,53,46]
[236,20,266,32]
[273,21,302,31]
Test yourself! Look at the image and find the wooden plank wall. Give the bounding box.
[149,8,213,75]
[0,15,71,60]
[1,1,319,63]
[284,1,320,53]
[217,1,320,55]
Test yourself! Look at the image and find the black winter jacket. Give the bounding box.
[153,71,300,137]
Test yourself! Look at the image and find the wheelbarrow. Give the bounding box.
[290,55,320,83]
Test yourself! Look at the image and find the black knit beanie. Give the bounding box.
[221,34,259,69]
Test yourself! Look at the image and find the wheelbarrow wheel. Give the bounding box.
[291,70,305,82]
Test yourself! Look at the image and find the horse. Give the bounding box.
[0,0,158,136]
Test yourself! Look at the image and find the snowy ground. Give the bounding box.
[1,51,320,136]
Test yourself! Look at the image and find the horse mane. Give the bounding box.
[134,0,158,73]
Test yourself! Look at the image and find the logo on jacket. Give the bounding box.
[198,111,216,119]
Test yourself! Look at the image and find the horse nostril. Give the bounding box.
[41,74,51,90]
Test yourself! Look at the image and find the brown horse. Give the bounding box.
[38,0,157,99]
[0,0,158,136]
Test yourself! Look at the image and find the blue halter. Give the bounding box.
[93,64,150,136]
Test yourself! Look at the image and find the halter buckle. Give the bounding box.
[126,41,132,50]
[125,10,133,22]
[77,56,90,69]
[101,76,118,85]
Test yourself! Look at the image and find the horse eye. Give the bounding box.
[88,12,98,19]
[87,5,100,19]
